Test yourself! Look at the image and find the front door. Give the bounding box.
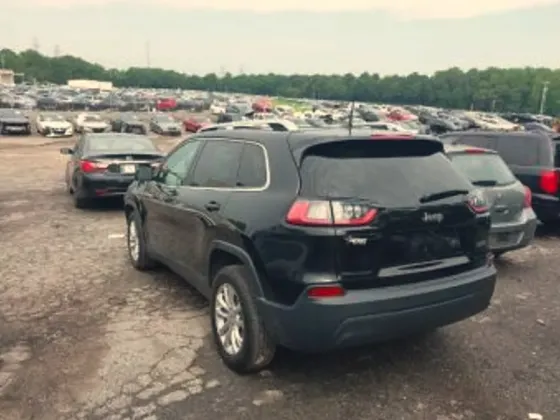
[143,140,201,258]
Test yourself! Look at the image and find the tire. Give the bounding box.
[127,211,156,270]
[210,265,276,374]
[73,190,89,209]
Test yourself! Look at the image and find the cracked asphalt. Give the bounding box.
[1,132,559,420]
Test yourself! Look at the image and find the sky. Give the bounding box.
[1,1,559,75]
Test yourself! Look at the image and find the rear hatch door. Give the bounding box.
[447,150,525,224]
[297,139,490,288]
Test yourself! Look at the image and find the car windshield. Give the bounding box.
[449,153,517,186]
[86,136,157,153]
[84,115,102,122]
[44,115,65,122]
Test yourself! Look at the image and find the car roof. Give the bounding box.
[442,130,548,142]
[443,144,496,154]
[194,129,442,161]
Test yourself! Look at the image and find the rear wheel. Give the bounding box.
[127,211,156,270]
[73,190,89,209]
[210,265,276,374]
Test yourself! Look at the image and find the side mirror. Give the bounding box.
[60,147,73,155]
[135,164,153,182]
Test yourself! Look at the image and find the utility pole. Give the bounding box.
[32,36,40,52]
[54,44,60,57]
[539,81,550,115]
[145,41,151,67]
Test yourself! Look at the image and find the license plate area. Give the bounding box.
[384,228,463,266]
[121,164,136,174]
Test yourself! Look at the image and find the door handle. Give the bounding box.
[204,201,221,212]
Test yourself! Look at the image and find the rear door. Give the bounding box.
[297,140,489,288]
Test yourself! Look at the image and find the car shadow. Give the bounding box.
[267,330,447,381]
[535,222,560,238]
[82,197,126,213]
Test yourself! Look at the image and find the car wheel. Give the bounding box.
[127,211,156,270]
[72,187,89,209]
[210,265,276,374]
[0,123,4,135]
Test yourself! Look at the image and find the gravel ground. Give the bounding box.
[0,133,559,420]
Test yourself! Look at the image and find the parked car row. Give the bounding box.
[58,123,557,374]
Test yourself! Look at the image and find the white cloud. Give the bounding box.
[19,0,560,19]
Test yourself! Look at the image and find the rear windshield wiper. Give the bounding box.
[419,189,469,204]
[472,179,498,186]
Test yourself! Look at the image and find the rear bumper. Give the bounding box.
[257,265,496,352]
[489,208,538,252]
[79,174,135,198]
[532,194,560,222]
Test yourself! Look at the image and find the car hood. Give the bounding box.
[82,121,108,128]
[43,121,71,128]
[160,123,180,129]
[0,117,29,123]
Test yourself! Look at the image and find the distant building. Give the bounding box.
[67,79,113,91]
[0,69,15,86]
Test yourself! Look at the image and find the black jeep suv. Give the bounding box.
[124,130,497,373]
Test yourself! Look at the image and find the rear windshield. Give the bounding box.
[449,153,516,186]
[299,141,472,208]
[86,136,156,153]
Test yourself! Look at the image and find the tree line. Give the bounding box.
[1,48,559,115]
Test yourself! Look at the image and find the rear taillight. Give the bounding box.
[307,285,345,299]
[467,190,489,214]
[285,199,377,226]
[80,160,108,173]
[523,186,532,208]
[539,170,559,195]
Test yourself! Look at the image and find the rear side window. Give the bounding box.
[190,140,244,188]
[554,141,560,167]
[236,143,267,188]
[299,141,472,208]
[449,153,516,186]
[495,136,540,166]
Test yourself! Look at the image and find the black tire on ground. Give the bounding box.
[210,265,276,374]
[126,210,157,270]
[72,188,89,209]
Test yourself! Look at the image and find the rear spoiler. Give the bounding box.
[290,137,443,164]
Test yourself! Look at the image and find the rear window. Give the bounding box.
[449,153,516,186]
[299,141,472,208]
[494,135,541,166]
[86,136,156,152]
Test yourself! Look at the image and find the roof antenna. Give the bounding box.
[348,79,357,136]
[348,99,355,136]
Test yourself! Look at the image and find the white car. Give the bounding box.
[36,113,73,137]
[73,113,110,133]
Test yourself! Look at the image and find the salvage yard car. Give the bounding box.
[441,131,560,226]
[444,144,537,257]
[61,133,164,208]
[36,113,73,137]
[124,130,497,374]
[73,112,111,133]
[149,113,182,136]
[111,113,148,135]
[0,108,32,135]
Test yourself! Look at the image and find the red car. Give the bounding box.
[156,98,177,112]
[252,97,273,112]
[183,116,211,133]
